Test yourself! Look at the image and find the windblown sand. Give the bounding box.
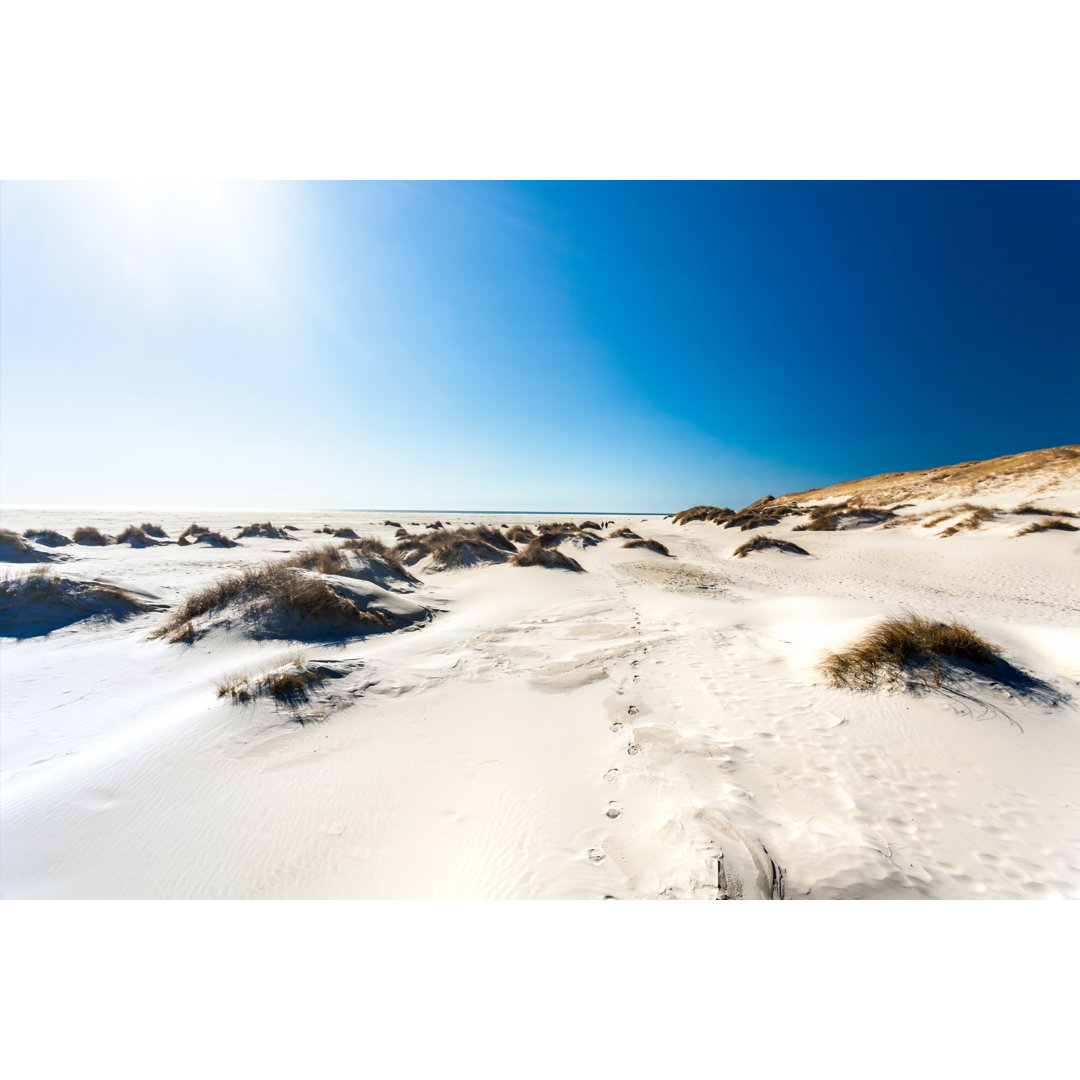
[2,497,1078,899]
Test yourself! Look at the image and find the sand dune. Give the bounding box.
[1,451,1078,899]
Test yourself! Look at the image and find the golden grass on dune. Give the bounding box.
[1016,518,1079,536]
[819,613,999,690]
[732,535,809,558]
[151,562,393,643]
[772,445,1080,508]
[509,539,584,571]
[621,538,670,556]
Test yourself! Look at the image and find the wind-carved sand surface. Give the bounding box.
[2,456,1078,899]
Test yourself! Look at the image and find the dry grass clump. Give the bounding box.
[283,538,416,584]
[579,520,601,531]
[332,527,359,538]
[72,526,111,545]
[621,538,670,556]
[236,522,293,540]
[732,535,809,558]
[178,526,237,548]
[672,505,735,526]
[116,525,160,546]
[939,506,997,537]
[510,539,584,571]
[819,613,999,690]
[608,528,640,539]
[393,526,516,569]
[1013,504,1077,518]
[505,525,537,544]
[151,563,395,643]
[535,522,603,547]
[1,567,156,636]
[22,528,71,547]
[216,651,328,704]
[1,529,42,561]
[140,523,168,538]
[793,503,896,532]
[1016,518,1079,536]
[383,520,401,527]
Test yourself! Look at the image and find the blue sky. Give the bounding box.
[2,181,1077,511]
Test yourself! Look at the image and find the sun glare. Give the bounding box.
[82,180,287,313]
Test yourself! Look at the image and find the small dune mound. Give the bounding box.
[72,526,111,546]
[383,520,401,527]
[1016,518,1079,536]
[819,613,1001,691]
[178,525,237,548]
[793,503,896,532]
[332,527,359,539]
[1,529,54,563]
[732,535,809,558]
[510,539,584,571]
[116,525,162,547]
[426,537,510,571]
[394,526,516,570]
[284,539,418,590]
[1,568,161,638]
[505,525,537,544]
[152,560,428,644]
[672,506,735,526]
[235,522,294,540]
[536,522,603,548]
[140,523,169,538]
[22,528,71,547]
[621,538,671,556]
[579,520,601,531]
[608,528,640,539]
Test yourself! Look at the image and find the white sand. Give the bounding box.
[2,498,1078,899]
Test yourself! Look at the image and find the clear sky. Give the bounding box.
[2,181,1077,511]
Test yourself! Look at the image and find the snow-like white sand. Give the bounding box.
[2,497,1078,899]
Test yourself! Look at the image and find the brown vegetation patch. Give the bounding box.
[732,535,809,558]
[116,525,160,547]
[819,614,999,691]
[1016,518,1079,536]
[140,523,168,538]
[236,522,294,540]
[505,525,537,544]
[621,538,670,556]
[72,526,111,545]
[608,528,640,539]
[1,529,53,563]
[510,540,584,571]
[938,506,997,537]
[793,503,897,532]
[1013,504,1078,518]
[151,563,399,643]
[672,506,735,526]
[22,528,71,547]
[1,567,160,637]
[393,526,516,569]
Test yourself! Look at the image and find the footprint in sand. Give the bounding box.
[606,801,623,819]
[627,743,640,756]
[627,705,639,716]
[610,721,623,732]
[588,848,606,863]
[604,768,620,782]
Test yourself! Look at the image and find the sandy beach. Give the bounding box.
[3,450,1077,900]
